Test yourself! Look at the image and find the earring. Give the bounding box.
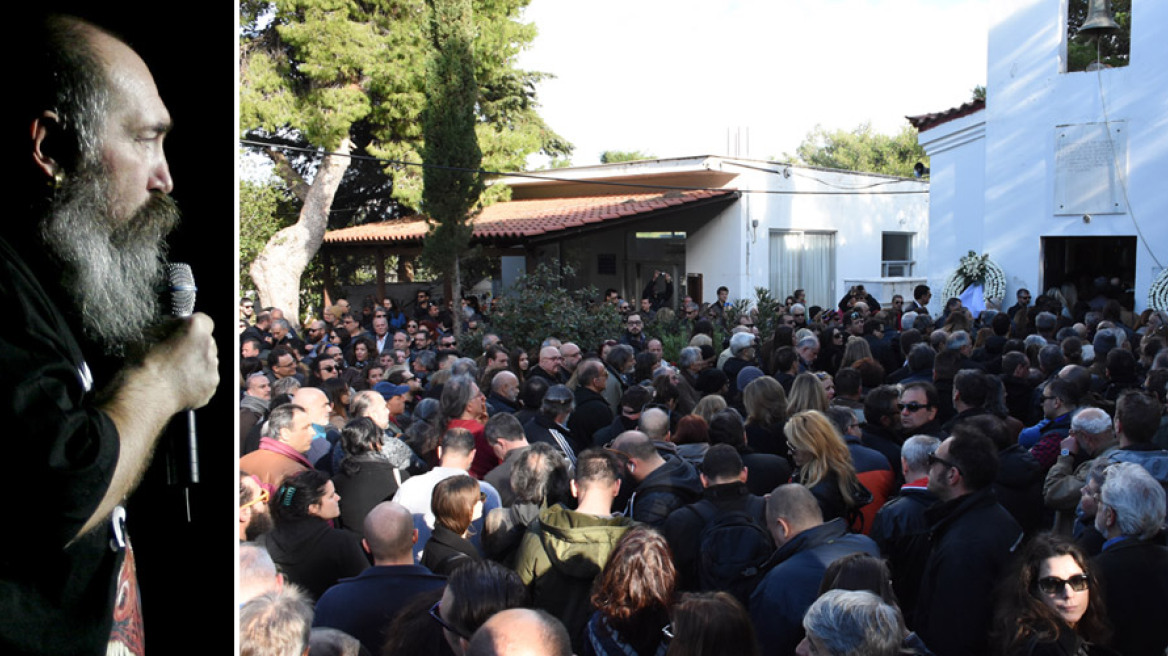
[49,169,65,190]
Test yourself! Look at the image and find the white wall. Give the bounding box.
[922,0,1168,310]
[686,159,929,309]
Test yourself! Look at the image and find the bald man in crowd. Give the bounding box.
[313,502,446,654]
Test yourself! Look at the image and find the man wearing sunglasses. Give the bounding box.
[915,427,1023,656]
[898,382,945,439]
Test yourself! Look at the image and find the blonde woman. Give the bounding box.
[784,410,868,524]
[838,336,873,372]
[692,394,727,426]
[786,373,828,416]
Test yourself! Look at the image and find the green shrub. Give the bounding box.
[458,263,622,354]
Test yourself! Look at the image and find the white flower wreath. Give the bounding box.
[1149,268,1168,311]
[942,250,1006,305]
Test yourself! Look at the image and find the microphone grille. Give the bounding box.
[166,262,197,317]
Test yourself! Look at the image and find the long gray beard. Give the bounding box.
[40,164,180,355]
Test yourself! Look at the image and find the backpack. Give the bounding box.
[690,496,775,605]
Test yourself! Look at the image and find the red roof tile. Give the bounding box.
[323,189,738,245]
[907,98,986,133]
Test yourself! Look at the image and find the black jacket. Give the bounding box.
[331,455,407,536]
[420,525,481,576]
[1092,537,1168,656]
[869,482,936,618]
[625,455,703,527]
[261,517,370,601]
[740,450,792,498]
[568,387,613,449]
[660,482,771,591]
[524,414,578,460]
[995,444,1046,537]
[915,487,1023,656]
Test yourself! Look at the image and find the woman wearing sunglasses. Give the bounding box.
[992,533,1114,655]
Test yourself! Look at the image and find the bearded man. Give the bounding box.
[3,14,219,655]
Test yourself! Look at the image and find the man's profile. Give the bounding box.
[2,12,219,655]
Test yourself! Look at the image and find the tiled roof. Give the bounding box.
[907,98,986,132]
[323,188,738,245]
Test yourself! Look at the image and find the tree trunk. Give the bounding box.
[250,137,353,324]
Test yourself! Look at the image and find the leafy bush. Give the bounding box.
[459,263,622,354]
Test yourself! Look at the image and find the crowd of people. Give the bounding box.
[239,279,1168,656]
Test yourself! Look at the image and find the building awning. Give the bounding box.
[322,188,739,247]
[907,98,986,133]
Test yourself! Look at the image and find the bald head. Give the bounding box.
[363,502,416,564]
[466,608,571,656]
[291,386,330,425]
[611,430,657,460]
[765,483,823,547]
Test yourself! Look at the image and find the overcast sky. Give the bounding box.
[516,0,988,167]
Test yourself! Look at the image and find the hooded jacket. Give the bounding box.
[625,455,703,527]
[514,504,635,653]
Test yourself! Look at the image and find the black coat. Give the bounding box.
[869,483,936,618]
[420,525,482,576]
[994,445,1046,537]
[568,387,614,448]
[660,482,771,592]
[1092,538,1168,656]
[744,421,786,457]
[261,517,370,601]
[626,456,703,527]
[740,451,792,498]
[915,488,1023,656]
[524,414,578,460]
[332,455,406,537]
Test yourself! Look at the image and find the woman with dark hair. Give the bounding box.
[664,591,759,656]
[818,552,899,605]
[319,378,351,431]
[814,326,846,374]
[331,418,408,536]
[585,526,677,656]
[785,410,869,524]
[634,351,658,387]
[346,334,376,369]
[421,475,484,575]
[341,334,377,391]
[261,469,368,600]
[991,533,1113,656]
[813,553,934,655]
[400,417,439,474]
[382,296,407,330]
[743,376,788,457]
[508,347,529,384]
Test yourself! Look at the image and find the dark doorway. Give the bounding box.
[1042,236,1137,307]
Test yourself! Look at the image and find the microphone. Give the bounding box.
[166,263,199,485]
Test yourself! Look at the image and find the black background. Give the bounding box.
[31,2,237,650]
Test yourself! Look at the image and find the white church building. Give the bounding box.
[913,0,1167,312]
